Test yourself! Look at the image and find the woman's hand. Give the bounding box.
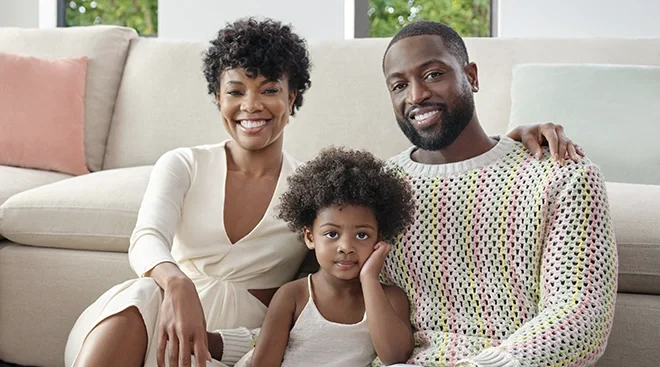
[507,123,584,165]
[156,276,211,367]
[360,242,391,282]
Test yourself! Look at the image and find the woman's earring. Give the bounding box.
[472,85,479,92]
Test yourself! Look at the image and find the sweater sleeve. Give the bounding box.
[458,163,618,367]
[128,148,193,277]
[215,327,260,365]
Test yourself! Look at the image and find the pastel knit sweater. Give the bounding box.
[379,137,618,367]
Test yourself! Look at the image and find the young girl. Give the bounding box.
[235,147,416,367]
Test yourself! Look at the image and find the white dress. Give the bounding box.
[65,141,308,366]
[235,275,375,367]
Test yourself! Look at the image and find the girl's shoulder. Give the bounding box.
[274,277,310,324]
[279,277,309,304]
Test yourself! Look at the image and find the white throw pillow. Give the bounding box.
[508,63,660,185]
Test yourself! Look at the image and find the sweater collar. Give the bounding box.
[390,136,517,177]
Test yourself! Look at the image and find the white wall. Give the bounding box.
[0,0,39,27]
[0,0,57,28]
[498,0,660,38]
[158,0,368,43]
[38,0,57,28]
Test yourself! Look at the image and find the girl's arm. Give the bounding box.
[250,283,297,367]
[360,243,414,365]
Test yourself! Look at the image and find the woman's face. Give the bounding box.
[217,68,295,152]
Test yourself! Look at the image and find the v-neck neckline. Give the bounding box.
[220,141,286,245]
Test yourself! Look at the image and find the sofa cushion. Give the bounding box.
[606,182,660,295]
[103,38,226,169]
[0,166,71,207]
[0,166,151,252]
[0,26,138,172]
[508,63,660,185]
[0,166,71,241]
[0,52,89,175]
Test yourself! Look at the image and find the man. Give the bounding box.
[380,21,617,366]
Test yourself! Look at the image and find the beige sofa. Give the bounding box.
[1,26,659,367]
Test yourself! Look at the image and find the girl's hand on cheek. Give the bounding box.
[360,241,391,282]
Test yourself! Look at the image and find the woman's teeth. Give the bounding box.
[239,120,267,128]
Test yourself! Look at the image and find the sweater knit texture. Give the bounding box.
[377,137,618,367]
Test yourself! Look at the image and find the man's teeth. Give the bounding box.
[239,120,267,128]
[414,110,440,121]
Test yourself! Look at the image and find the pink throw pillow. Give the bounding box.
[0,52,89,175]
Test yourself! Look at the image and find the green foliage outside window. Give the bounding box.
[369,0,490,38]
[64,0,157,36]
[62,0,488,39]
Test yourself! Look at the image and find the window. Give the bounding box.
[57,0,158,36]
[368,0,493,37]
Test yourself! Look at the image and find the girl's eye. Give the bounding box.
[324,231,339,239]
[227,90,242,96]
[356,232,369,240]
[264,88,279,94]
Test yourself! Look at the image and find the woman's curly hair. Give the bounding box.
[202,17,312,116]
[277,147,415,240]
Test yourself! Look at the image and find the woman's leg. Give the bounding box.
[73,306,147,367]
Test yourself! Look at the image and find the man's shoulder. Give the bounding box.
[508,142,600,173]
[526,150,606,195]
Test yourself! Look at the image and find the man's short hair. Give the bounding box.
[383,21,470,68]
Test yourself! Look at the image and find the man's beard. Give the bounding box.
[396,84,475,151]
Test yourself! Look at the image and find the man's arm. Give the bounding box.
[459,163,618,367]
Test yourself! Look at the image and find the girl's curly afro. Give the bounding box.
[277,147,415,240]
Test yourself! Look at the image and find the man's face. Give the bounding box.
[383,35,477,151]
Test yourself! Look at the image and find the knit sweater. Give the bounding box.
[379,137,618,367]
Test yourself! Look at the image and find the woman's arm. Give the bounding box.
[361,243,414,365]
[250,284,297,367]
[127,148,211,367]
[129,148,193,277]
[507,122,584,165]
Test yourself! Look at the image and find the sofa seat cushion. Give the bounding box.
[0,165,71,206]
[0,166,151,252]
[607,182,660,295]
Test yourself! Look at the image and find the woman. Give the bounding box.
[64,17,580,367]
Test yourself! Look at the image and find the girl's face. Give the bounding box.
[304,204,379,281]
[217,68,296,152]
